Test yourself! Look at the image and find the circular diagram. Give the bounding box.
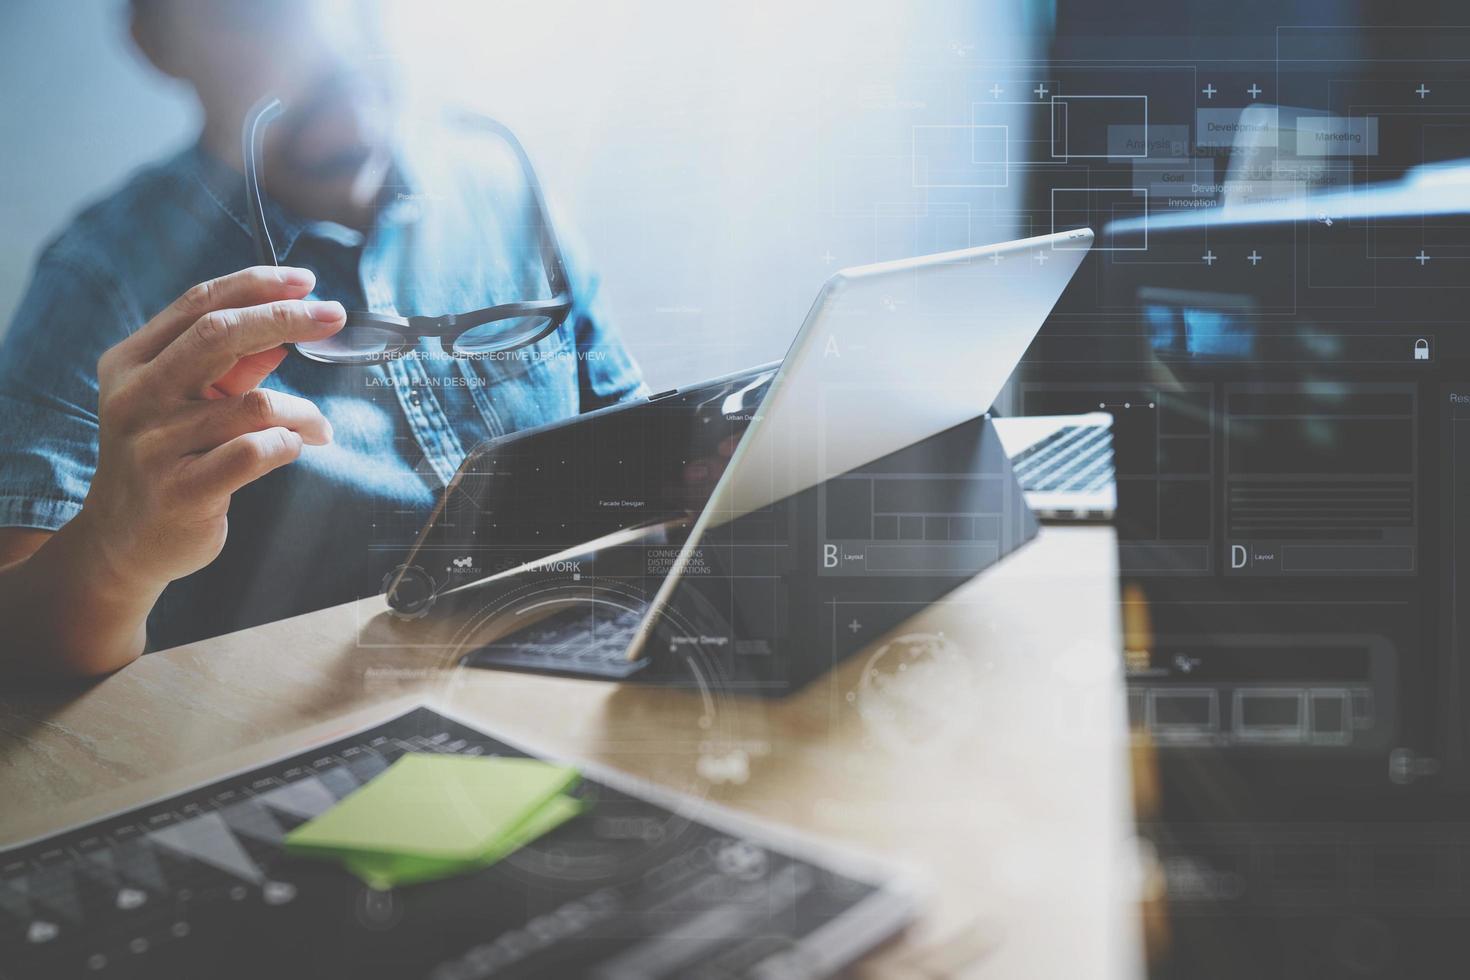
[427,574,753,887]
[849,631,982,753]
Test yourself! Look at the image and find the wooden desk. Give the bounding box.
[0,526,1141,978]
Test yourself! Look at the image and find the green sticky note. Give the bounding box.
[284,753,580,863]
[342,794,584,889]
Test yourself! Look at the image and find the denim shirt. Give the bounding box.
[0,132,646,650]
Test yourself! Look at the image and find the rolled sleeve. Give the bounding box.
[549,206,648,411]
[570,270,649,410]
[0,251,132,531]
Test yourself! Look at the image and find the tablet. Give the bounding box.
[0,703,920,978]
[391,233,1091,694]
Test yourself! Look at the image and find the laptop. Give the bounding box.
[390,229,1093,688]
[992,412,1116,521]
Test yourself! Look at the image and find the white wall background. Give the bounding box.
[1,0,1042,390]
[0,1,196,334]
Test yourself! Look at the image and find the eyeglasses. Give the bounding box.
[242,98,572,364]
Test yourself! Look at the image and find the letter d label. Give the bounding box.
[1231,544,1248,569]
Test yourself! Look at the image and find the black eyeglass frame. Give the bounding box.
[243,97,573,363]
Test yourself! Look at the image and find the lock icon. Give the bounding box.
[1414,338,1430,360]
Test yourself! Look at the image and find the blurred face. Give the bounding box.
[134,0,399,216]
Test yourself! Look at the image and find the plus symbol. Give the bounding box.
[989,83,1004,99]
[1202,251,1217,266]
[1247,83,1262,99]
[1247,250,1262,266]
[1201,83,1217,100]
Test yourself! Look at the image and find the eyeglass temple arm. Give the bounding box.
[243,97,284,268]
[452,111,572,299]
[245,100,570,300]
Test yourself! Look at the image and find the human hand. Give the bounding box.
[77,266,344,590]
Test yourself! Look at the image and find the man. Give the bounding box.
[0,0,646,677]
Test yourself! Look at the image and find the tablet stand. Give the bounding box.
[636,413,1037,695]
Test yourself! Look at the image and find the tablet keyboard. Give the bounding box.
[462,602,653,679]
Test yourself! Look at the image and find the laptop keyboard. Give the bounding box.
[1010,423,1115,494]
[462,602,652,679]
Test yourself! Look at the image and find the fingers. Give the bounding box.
[152,297,346,396]
[183,427,305,497]
[207,348,291,399]
[121,266,318,363]
[169,389,332,453]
